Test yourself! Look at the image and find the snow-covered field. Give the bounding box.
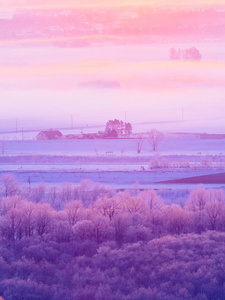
[0,133,225,195]
[1,134,225,156]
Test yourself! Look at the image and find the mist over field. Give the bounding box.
[1,44,225,132]
[0,4,225,132]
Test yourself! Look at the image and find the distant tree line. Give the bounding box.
[170,47,202,61]
[3,8,225,43]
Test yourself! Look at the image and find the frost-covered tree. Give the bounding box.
[21,201,37,237]
[65,200,84,226]
[92,216,111,244]
[205,189,225,230]
[59,182,73,203]
[73,180,114,207]
[139,190,163,211]
[164,204,190,235]
[122,196,147,214]
[147,129,164,151]
[72,220,95,241]
[0,175,19,198]
[185,187,209,233]
[35,203,53,236]
[95,197,121,221]
[112,214,130,246]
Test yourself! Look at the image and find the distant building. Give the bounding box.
[64,134,76,140]
[36,130,63,140]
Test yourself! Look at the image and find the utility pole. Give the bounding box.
[125,112,127,123]
[16,119,18,133]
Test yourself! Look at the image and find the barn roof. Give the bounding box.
[37,130,62,140]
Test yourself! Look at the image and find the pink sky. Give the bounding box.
[1,0,224,9]
[0,0,225,131]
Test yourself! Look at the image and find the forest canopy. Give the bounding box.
[0,176,225,299]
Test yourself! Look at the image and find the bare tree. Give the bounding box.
[30,182,46,203]
[65,200,84,226]
[147,129,164,151]
[122,196,147,214]
[60,182,73,203]
[0,207,23,240]
[135,135,144,154]
[139,190,163,211]
[22,201,37,237]
[185,187,208,233]
[164,204,190,235]
[35,203,53,236]
[0,175,19,198]
[112,214,130,247]
[95,197,121,221]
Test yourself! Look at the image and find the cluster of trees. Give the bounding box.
[1,184,225,243]
[1,229,225,299]
[149,155,190,169]
[1,175,225,235]
[105,119,132,138]
[170,47,202,61]
[149,155,215,169]
[0,175,115,210]
[1,175,225,298]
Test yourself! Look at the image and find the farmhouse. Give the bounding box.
[37,130,63,140]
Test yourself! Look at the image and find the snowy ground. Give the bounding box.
[0,133,225,195]
[1,133,225,156]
